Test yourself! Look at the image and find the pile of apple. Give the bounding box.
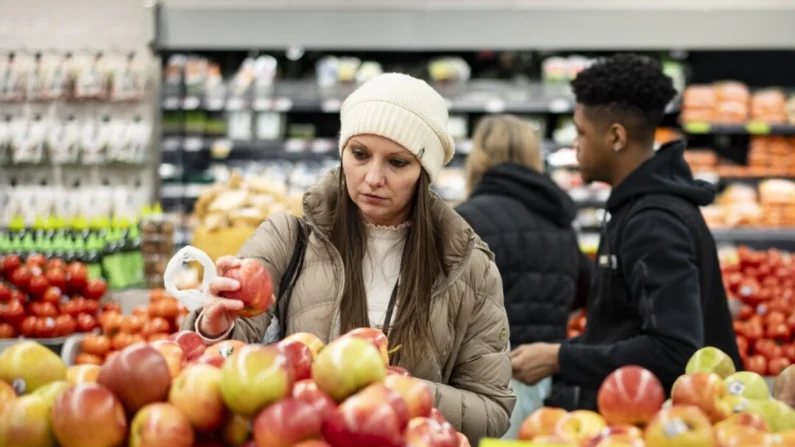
[516,346,795,446]
[0,325,470,447]
[722,246,795,376]
[73,288,189,365]
[0,254,109,339]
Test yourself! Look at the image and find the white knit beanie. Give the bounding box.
[339,73,455,183]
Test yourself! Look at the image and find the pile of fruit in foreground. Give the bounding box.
[518,346,795,446]
[0,327,471,447]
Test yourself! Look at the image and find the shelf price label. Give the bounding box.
[683,121,712,134]
[745,121,771,135]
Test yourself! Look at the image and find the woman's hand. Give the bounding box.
[197,256,246,338]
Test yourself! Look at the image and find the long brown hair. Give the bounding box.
[330,167,448,365]
[465,114,543,195]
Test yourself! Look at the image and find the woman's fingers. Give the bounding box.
[216,255,241,272]
[208,276,241,295]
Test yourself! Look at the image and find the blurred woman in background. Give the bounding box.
[455,114,591,438]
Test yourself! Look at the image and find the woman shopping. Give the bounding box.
[181,72,515,442]
[455,114,591,438]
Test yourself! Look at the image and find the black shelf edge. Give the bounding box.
[682,122,795,136]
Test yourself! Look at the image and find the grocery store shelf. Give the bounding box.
[682,122,795,135]
[155,6,795,50]
[711,228,795,242]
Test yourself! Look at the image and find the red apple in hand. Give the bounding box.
[292,379,337,420]
[97,343,173,414]
[253,397,325,447]
[169,364,227,433]
[168,331,207,362]
[671,372,732,423]
[321,384,408,447]
[275,339,314,381]
[597,366,665,426]
[344,328,390,366]
[383,375,433,419]
[51,383,127,447]
[129,403,195,447]
[218,258,273,318]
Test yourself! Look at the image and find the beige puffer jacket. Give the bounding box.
[182,169,515,442]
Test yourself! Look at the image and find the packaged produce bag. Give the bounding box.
[501,377,552,440]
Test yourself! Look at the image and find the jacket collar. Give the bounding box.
[301,168,485,273]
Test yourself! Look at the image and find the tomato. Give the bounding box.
[82,299,99,316]
[784,344,795,363]
[76,313,98,333]
[27,274,50,298]
[736,336,749,357]
[45,258,67,272]
[1,254,21,276]
[19,316,37,337]
[24,253,47,270]
[101,302,122,314]
[53,314,76,337]
[9,290,26,304]
[0,323,16,338]
[120,315,144,334]
[744,354,768,376]
[786,314,795,333]
[98,310,120,328]
[149,299,180,320]
[4,299,26,326]
[762,275,780,288]
[100,313,124,336]
[739,305,755,321]
[83,279,108,300]
[141,317,170,336]
[59,300,80,318]
[0,283,10,303]
[71,297,89,314]
[132,306,149,320]
[29,301,57,318]
[35,317,56,338]
[765,311,787,327]
[150,289,170,303]
[130,333,146,345]
[10,266,32,291]
[767,323,792,344]
[769,357,792,376]
[75,353,103,366]
[41,286,63,306]
[81,334,112,356]
[725,272,744,294]
[767,298,791,315]
[147,333,170,342]
[112,332,135,351]
[741,321,764,343]
[755,339,776,357]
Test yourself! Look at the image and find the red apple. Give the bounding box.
[275,338,314,381]
[96,342,172,414]
[220,344,294,417]
[597,365,666,426]
[0,394,56,447]
[403,417,458,447]
[205,339,247,360]
[586,425,644,447]
[518,407,568,441]
[554,410,606,446]
[51,383,127,447]
[714,424,771,447]
[10,266,32,290]
[66,262,88,294]
[284,332,325,357]
[429,407,446,424]
[644,406,715,447]
[529,434,578,446]
[196,354,225,369]
[129,403,195,447]
[671,372,732,423]
[168,331,207,362]
[218,258,273,318]
[312,336,386,402]
[383,374,433,419]
[150,339,186,379]
[253,397,326,447]
[321,384,408,447]
[343,327,390,366]
[292,379,337,419]
[169,364,227,433]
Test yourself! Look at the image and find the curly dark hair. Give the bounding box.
[571,53,677,139]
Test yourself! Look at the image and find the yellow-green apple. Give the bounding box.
[129,403,195,447]
[554,410,607,445]
[383,374,434,419]
[321,384,409,447]
[597,365,665,426]
[292,379,337,420]
[204,340,247,360]
[456,432,471,447]
[151,339,186,379]
[0,394,56,447]
[686,346,736,379]
[253,397,325,447]
[312,336,386,402]
[644,406,715,447]
[218,258,273,318]
[169,364,228,433]
[220,344,293,417]
[758,399,795,432]
[671,372,733,423]
[403,417,458,447]
[0,378,16,411]
[725,371,770,400]
[773,365,795,409]
[0,340,67,394]
[529,434,578,446]
[586,425,644,447]
[714,412,770,433]
[343,327,390,365]
[168,331,207,362]
[31,380,70,411]
[96,342,172,414]
[51,383,127,447]
[222,413,252,447]
[275,339,314,381]
[518,407,568,441]
[714,424,772,447]
[66,364,100,384]
[284,332,325,358]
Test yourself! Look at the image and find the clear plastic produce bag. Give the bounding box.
[501,377,552,440]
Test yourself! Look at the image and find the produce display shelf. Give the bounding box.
[682,121,795,136]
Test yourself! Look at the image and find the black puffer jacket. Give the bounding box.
[455,162,591,348]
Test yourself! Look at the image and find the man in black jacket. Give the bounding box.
[510,54,742,410]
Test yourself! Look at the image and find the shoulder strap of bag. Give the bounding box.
[275,216,310,338]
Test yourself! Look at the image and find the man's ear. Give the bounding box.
[609,122,628,152]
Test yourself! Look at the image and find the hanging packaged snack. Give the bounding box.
[10,114,47,165]
[109,51,147,102]
[40,52,73,101]
[0,52,27,102]
[73,51,109,101]
[47,114,82,164]
[25,52,44,102]
[80,115,111,164]
[0,116,11,164]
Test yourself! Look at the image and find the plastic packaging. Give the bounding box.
[164,245,217,312]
